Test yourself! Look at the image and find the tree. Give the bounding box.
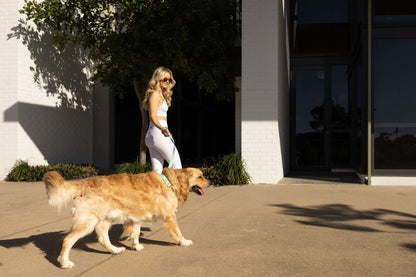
[20,0,240,164]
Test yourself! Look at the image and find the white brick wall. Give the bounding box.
[241,0,289,183]
[0,0,95,179]
[0,0,20,178]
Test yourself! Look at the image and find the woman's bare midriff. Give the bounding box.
[156,116,167,121]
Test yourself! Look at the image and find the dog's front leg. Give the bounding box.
[130,223,144,251]
[122,221,144,251]
[163,215,193,246]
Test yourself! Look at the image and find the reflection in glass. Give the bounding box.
[331,66,351,166]
[374,39,416,169]
[374,2,416,23]
[293,0,350,53]
[297,0,349,24]
[354,60,364,172]
[333,133,351,165]
[295,70,325,167]
[375,128,416,169]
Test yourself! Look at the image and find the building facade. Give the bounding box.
[240,0,416,185]
[1,0,416,185]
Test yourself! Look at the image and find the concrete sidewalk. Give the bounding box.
[1,180,416,276]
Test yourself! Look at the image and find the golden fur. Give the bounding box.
[43,168,211,269]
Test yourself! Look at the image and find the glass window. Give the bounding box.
[374,39,416,169]
[331,66,351,166]
[295,70,326,167]
[375,1,416,23]
[293,0,350,53]
[331,66,349,130]
[297,0,349,24]
[354,60,364,172]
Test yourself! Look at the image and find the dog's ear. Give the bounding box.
[162,168,189,206]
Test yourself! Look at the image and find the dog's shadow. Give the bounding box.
[0,225,173,267]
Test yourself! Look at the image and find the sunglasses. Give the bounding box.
[160,78,171,83]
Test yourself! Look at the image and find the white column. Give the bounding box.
[241,0,289,183]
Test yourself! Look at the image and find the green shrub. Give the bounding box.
[7,160,98,181]
[116,158,152,174]
[201,153,251,186]
[8,160,31,181]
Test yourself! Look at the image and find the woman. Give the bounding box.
[143,67,182,174]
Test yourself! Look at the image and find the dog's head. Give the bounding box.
[161,168,211,206]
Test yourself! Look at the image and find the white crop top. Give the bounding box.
[156,100,168,117]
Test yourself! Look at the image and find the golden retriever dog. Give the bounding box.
[43,168,211,269]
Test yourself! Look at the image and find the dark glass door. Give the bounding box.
[331,65,351,167]
[294,69,330,168]
[292,66,351,169]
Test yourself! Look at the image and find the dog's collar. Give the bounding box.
[160,173,176,194]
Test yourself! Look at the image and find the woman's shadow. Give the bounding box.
[0,225,171,267]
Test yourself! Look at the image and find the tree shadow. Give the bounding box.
[272,204,416,231]
[272,204,382,232]
[271,204,416,250]
[5,20,97,165]
[0,224,169,267]
[401,243,416,252]
[7,19,93,111]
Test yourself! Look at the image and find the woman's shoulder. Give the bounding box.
[148,89,164,100]
[148,89,160,96]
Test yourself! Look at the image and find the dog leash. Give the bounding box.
[160,128,176,193]
[166,133,175,169]
[160,127,175,168]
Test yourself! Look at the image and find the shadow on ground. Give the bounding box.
[0,225,172,267]
[271,203,416,251]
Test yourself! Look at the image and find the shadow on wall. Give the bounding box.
[5,20,95,164]
[7,19,93,111]
[4,102,92,164]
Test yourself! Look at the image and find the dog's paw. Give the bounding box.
[58,256,74,269]
[180,239,193,246]
[133,244,144,251]
[111,246,126,254]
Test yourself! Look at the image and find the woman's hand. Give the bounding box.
[161,127,171,137]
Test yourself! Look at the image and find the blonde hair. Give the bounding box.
[142,67,176,111]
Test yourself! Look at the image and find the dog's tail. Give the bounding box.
[43,171,80,212]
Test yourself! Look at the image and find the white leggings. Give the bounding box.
[145,120,182,174]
